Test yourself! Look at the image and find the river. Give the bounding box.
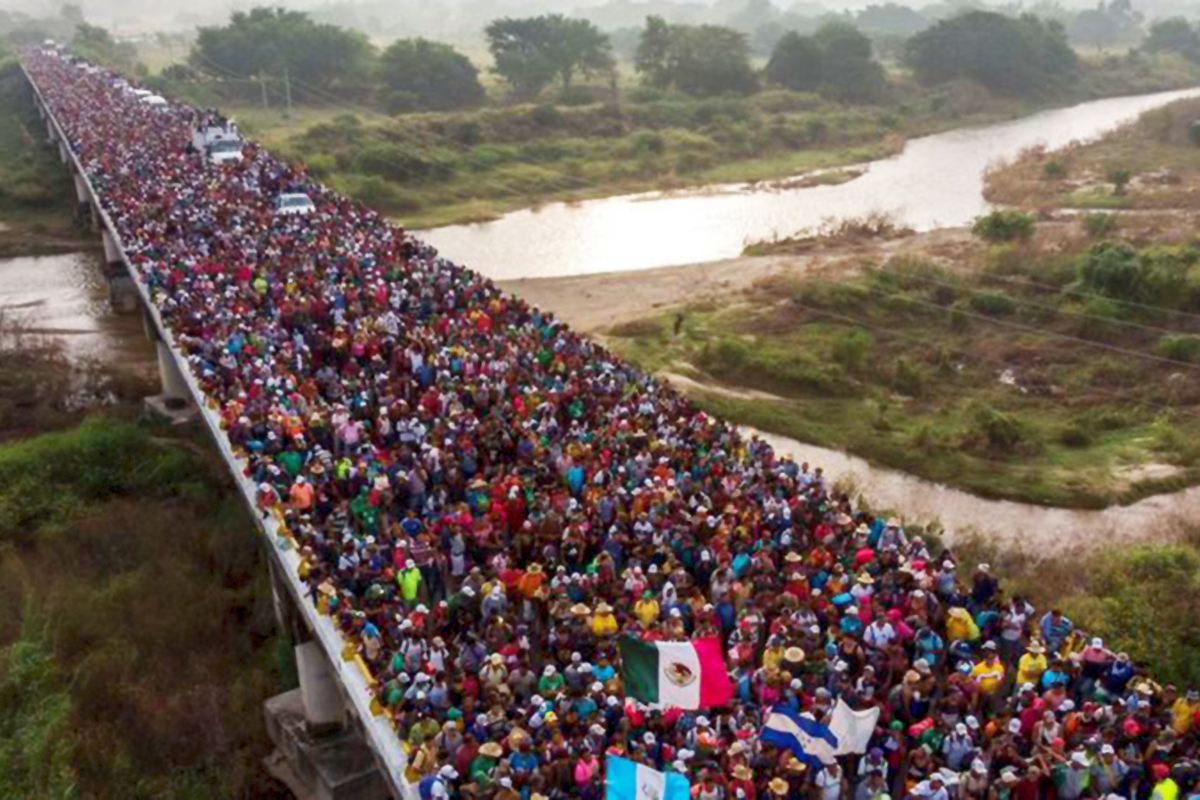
[10,87,1200,550]
[747,428,1199,554]
[0,252,153,369]
[422,87,1200,280]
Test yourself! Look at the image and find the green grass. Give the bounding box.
[0,418,289,799]
[609,255,1200,508]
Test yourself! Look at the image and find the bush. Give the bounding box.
[830,329,875,373]
[1081,212,1118,238]
[1189,119,1200,146]
[970,404,1025,452]
[894,357,925,396]
[1158,334,1200,363]
[346,175,422,213]
[972,209,1036,243]
[1043,159,1067,179]
[1106,167,1132,195]
[1057,422,1093,448]
[969,291,1017,316]
[529,104,563,129]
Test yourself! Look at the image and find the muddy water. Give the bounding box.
[0,252,154,370]
[424,87,1200,280]
[747,428,1200,554]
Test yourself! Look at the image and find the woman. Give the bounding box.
[574,745,602,800]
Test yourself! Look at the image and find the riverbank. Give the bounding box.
[0,61,92,257]
[204,52,1200,229]
[504,206,1200,510]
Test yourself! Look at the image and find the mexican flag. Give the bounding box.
[619,636,734,709]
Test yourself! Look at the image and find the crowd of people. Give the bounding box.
[26,50,1200,800]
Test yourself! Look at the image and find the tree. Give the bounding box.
[377,39,485,112]
[904,11,1077,95]
[765,31,823,92]
[633,21,757,96]
[635,15,672,88]
[72,22,138,72]
[192,8,374,92]
[1144,18,1200,60]
[485,15,614,99]
[855,3,930,36]
[1067,0,1141,49]
[813,21,887,102]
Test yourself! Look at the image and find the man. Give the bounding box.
[1039,609,1074,654]
[1090,744,1129,795]
[1150,764,1179,800]
[971,642,1006,710]
[855,770,889,800]
[817,760,847,800]
[1054,751,1092,800]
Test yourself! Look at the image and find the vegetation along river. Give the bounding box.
[423,87,1200,279]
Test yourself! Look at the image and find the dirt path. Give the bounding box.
[498,229,976,334]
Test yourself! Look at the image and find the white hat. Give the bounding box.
[1070,752,1089,766]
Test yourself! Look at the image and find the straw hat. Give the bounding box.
[769,777,790,795]
[785,647,806,664]
[571,603,591,616]
[857,572,875,585]
[596,602,613,614]
[527,563,543,574]
[785,552,804,563]
[1027,641,1046,654]
[479,741,504,758]
[786,756,807,774]
[733,764,753,780]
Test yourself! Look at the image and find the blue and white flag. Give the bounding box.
[606,755,690,800]
[762,705,840,768]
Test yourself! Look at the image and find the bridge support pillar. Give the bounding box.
[58,140,69,163]
[103,263,139,314]
[141,311,196,422]
[73,173,92,225]
[296,641,346,735]
[154,340,191,401]
[101,227,121,265]
[46,118,55,142]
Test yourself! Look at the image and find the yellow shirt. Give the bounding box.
[1017,653,1047,687]
[1171,698,1197,735]
[592,613,619,637]
[972,660,1006,694]
[635,599,660,627]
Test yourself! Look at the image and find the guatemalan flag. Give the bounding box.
[606,755,690,800]
[762,705,840,769]
[619,636,735,710]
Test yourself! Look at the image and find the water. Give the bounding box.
[750,428,1200,555]
[423,88,1200,280]
[0,252,153,369]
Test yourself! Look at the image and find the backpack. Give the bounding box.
[418,775,443,800]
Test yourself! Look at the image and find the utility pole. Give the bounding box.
[283,64,293,118]
[259,71,269,110]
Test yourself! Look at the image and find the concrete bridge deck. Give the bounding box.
[22,59,413,800]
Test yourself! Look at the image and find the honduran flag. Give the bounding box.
[619,636,734,709]
[762,704,840,769]
[606,755,690,800]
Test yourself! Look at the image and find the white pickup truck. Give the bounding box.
[193,123,245,165]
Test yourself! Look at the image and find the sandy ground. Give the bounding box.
[498,229,977,334]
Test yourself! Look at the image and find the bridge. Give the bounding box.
[23,56,413,800]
